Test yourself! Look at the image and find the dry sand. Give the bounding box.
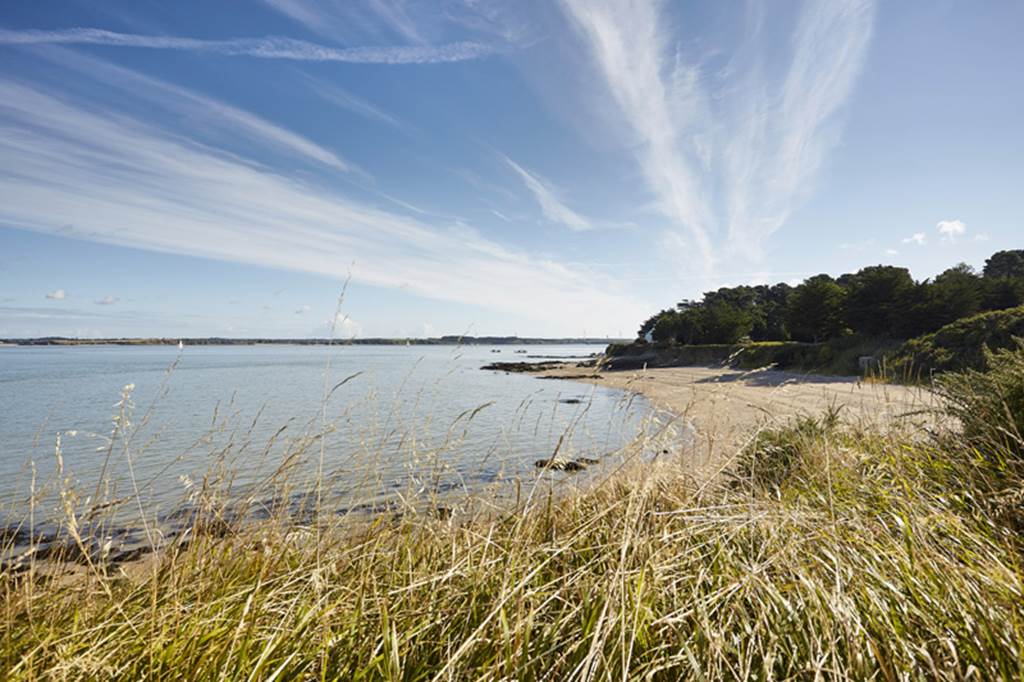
[537,364,940,476]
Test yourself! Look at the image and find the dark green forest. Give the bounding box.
[639,249,1024,345]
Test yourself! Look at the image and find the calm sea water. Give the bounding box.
[0,344,652,523]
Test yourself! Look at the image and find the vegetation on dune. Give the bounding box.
[934,342,1024,461]
[4,350,1024,679]
[887,305,1024,377]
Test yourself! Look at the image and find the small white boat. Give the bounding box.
[177,340,184,350]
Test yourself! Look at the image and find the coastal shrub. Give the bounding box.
[604,340,650,357]
[888,304,1024,377]
[602,342,735,369]
[732,340,825,371]
[935,343,1024,461]
[606,338,897,376]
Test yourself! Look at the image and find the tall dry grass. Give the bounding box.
[3,350,1024,680]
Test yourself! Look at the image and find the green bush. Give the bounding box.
[606,339,900,375]
[888,305,1024,377]
[935,343,1024,461]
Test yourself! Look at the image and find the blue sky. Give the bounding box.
[0,0,1021,339]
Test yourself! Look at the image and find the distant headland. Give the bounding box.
[0,336,626,347]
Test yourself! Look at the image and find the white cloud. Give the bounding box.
[45,288,66,300]
[502,156,592,231]
[937,219,966,243]
[331,313,362,339]
[0,27,493,65]
[295,305,311,315]
[974,233,990,242]
[95,296,118,305]
[0,81,647,334]
[902,232,927,246]
[884,248,899,257]
[560,0,875,269]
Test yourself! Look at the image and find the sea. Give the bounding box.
[0,344,655,531]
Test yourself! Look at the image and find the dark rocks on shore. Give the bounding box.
[480,360,566,372]
[534,456,601,472]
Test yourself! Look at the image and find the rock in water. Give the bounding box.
[534,458,586,472]
[534,456,600,471]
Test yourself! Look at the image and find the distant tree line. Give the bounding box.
[639,249,1024,345]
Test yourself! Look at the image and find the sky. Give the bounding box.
[0,0,1021,339]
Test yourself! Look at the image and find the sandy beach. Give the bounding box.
[536,363,940,474]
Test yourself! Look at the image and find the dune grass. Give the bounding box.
[3,357,1024,679]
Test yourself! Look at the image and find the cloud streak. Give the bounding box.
[0,27,494,65]
[503,156,592,231]
[32,46,356,173]
[560,0,875,269]
[560,0,712,264]
[303,75,410,134]
[0,80,647,333]
[263,0,425,44]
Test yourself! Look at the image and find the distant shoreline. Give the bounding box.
[0,336,625,347]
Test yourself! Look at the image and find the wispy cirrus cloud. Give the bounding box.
[32,46,357,173]
[560,0,875,269]
[0,27,494,65]
[303,75,410,134]
[263,0,425,44]
[502,156,592,232]
[0,80,647,332]
[559,0,714,266]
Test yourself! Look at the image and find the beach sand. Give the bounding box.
[535,364,940,479]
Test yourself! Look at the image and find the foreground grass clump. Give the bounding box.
[4,442,1023,678]
[936,343,1024,457]
[4,360,1024,680]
